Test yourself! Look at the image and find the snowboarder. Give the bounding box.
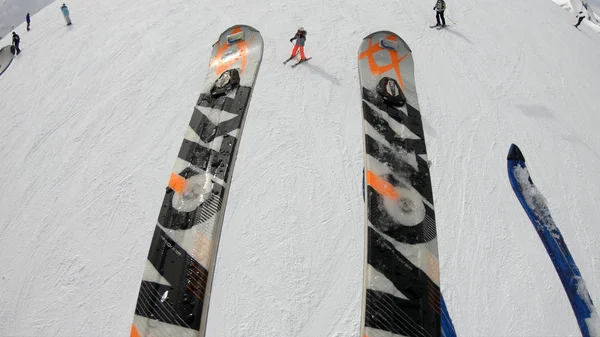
[12,32,21,55]
[60,4,72,25]
[26,13,31,31]
[289,27,308,61]
[574,10,585,28]
[433,0,447,27]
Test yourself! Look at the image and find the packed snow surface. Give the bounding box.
[513,165,560,237]
[0,0,55,37]
[1,0,600,335]
[575,276,600,336]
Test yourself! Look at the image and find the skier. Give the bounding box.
[432,0,447,27]
[60,4,72,25]
[289,27,308,61]
[26,13,31,31]
[574,10,585,28]
[12,32,21,55]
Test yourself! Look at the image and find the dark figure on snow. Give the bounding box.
[433,0,446,27]
[12,32,21,55]
[290,27,308,61]
[26,13,31,31]
[61,4,72,25]
[575,10,585,28]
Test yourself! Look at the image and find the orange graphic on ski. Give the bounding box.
[210,26,254,76]
[130,324,141,337]
[358,34,408,90]
[366,170,400,200]
[168,173,186,194]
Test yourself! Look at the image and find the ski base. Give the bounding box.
[291,57,312,67]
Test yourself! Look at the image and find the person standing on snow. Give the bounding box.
[575,10,585,28]
[289,27,308,61]
[60,4,72,25]
[12,32,21,55]
[26,13,31,31]
[433,0,446,27]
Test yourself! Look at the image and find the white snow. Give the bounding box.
[551,0,600,30]
[552,0,576,11]
[0,0,55,37]
[575,275,600,337]
[588,311,600,337]
[1,0,600,335]
[513,165,560,237]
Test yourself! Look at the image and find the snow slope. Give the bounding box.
[0,0,55,38]
[1,0,599,335]
[550,0,600,30]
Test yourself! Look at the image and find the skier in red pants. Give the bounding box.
[290,27,308,61]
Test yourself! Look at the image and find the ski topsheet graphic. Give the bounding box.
[507,144,598,337]
[131,25,263,337]
[357,32,441,337]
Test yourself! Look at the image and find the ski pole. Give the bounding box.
[446,14,456,25]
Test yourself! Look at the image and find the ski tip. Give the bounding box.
[507,143,525,162]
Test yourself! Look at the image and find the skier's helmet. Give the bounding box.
[298,27,306,32]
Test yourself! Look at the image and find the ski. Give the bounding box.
[283,52,299,65]
[130,25,263,337]
[507,144,597,337]
[291,57,312,67]
[441,295,457,337]
[357,31,441,337]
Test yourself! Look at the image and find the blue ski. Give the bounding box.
[507,143,597,337]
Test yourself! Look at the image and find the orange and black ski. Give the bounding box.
[357,31,441,337]
[130,25,263,337]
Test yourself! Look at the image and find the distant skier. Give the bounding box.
[12,32,21,55]
[432,0,447,27]
[574,10,585,28]
[61,3,72,25]
[26,13,31,31]
[289,27,308,61]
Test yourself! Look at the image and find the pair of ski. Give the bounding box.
[430,24,447,30]
[130,25,446,337]
[283,52,312,67]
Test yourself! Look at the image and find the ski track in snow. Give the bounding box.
[0,0,600,335]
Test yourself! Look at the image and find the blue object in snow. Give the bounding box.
[441,294,457,337]
[507,143,597,337]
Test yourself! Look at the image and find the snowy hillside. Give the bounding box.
[550,0,600,28]
[0,0,55,38]
[1,0,600,335]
